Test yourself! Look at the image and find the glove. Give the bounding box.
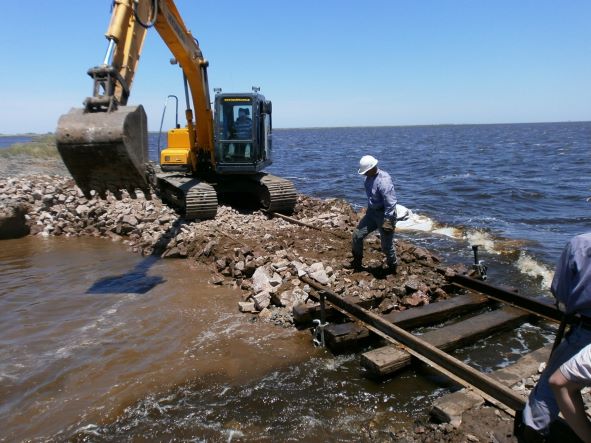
[381,218,395,233]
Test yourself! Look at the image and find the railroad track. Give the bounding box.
[299,276,562,414]
[267,210,563,418]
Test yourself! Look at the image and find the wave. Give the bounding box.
[515,252,554,289]
[396,205,553,289]
[396,205,463,239]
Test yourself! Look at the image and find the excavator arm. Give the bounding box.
[153,0,214,165]
[56,0,214,198]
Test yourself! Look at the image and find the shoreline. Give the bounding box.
[0,169,534,442]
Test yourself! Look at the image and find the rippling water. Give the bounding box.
[1,122,588,440]
[0,135,32,149]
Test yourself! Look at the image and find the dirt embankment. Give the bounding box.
[0,174,465,324]
[0,170,525,442]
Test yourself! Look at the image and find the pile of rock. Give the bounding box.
[1,174,461,327]
[293,196,358,232]
[0,175,178,240]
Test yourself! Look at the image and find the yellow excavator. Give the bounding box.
[56,0,296,220]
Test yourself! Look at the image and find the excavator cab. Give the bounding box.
[214,91,273,174]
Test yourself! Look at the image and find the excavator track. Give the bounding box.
[258,174,297,214]
[154,172,218,220]
[149,168,296,220]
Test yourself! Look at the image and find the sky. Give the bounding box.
[1,0,590,133]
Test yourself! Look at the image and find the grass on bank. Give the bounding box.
[0,135,59,158]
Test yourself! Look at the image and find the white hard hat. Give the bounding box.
[358,155,378,175]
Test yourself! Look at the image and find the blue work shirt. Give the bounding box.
[234,117,252,139]
[364,169,397,219]
[552,232,591,317]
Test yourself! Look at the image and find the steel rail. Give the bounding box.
[446,272,563,323]
[301,276,526,412]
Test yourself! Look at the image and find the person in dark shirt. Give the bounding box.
[234,108,252,139]
[228,108,252,160]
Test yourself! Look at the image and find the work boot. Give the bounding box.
[345,256,363,271]
[513,410,548,443]
[387,262,398,275]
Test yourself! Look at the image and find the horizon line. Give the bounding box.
[1,119,590,136]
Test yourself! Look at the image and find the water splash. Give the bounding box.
[515,252,554,289]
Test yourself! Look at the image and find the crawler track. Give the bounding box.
[156,173,218,220]
[258,174,297,213]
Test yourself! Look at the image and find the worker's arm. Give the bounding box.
[551,240,575,307]
[379,175,397,220]
[378,174,397,233]
[549,368,591,442]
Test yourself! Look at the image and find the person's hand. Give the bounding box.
[382,218,395,233]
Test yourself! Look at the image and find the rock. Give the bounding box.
[243,260,257,277]
[309,269,329,285]
[271,259,290,272]
[75,204,89,215]
[433,287,448,300]
[413,247,431,261]
[238,301,257,313]
[404,279,420,293]
[209,273,225,285]
[121,214,138,227]
[0,201,30,239]
[272,288,307,309]
[378,298,398,314]
[215,258,227,271]
[308,262,324,273]
[202,240,217,256]
[159,214,173,224]
[252,266,273,294]
[269,272,283,288]
[253,292,271,310]
[403,291,427,307]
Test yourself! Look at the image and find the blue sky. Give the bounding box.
[1,1,589,133]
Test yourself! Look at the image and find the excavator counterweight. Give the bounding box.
[56,106,150,198]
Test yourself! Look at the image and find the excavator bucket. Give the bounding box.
[56,105,150,199]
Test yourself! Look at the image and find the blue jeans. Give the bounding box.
[523,324,591,434]
[352,208,397,267]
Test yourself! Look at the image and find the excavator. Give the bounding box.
[56,0,296,220]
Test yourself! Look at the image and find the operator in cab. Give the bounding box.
[348,155,398,274]
[233,108,252,139]
[229,107,252,160]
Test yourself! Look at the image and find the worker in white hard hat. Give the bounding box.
[348,155,398,273]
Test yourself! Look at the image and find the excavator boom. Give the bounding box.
[56,0,213,198]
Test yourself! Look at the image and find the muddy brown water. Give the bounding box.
[0,237,314,441]
[0,236,553,442]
